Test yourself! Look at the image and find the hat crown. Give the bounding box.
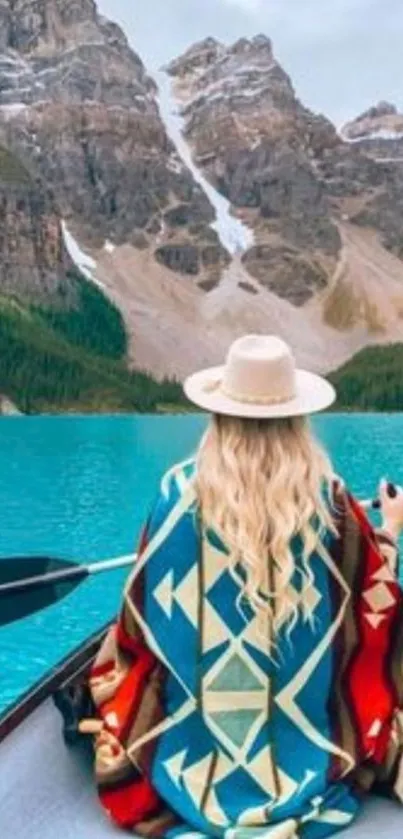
[183,332,336,418]
[222,335,297,405]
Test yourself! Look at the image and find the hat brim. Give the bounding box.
[184,366,336,418]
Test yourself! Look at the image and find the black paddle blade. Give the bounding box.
[0,557,87,627]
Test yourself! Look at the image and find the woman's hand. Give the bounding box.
[379,479,403,541]
[79,718,104,735]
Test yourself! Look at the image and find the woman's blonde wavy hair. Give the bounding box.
[194,414,337,641]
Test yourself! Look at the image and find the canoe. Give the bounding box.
[0,633,401,838]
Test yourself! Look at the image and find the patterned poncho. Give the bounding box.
[83,461,403,838]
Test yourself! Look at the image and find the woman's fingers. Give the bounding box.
[79,718,104,735]
[359,499,374,511]
[378,478,403,538]
[359,481,403,512]
[379,478,389,503]
[379,479,403,502]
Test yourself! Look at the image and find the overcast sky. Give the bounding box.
[97,0,403,126]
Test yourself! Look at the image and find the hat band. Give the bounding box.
[203,377,296,406]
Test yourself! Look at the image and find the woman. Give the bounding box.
[80,335,403,839]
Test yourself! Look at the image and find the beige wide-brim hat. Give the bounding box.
[184,335,336,418]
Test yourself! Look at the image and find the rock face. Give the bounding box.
[0,145,69,301]
[0,394,23,415]
[0,0,225,285]
[167,35,342,302]
[169,36,338,158]
[341,102,403,145]
[337,103,403,258]
[167,39,403,309]
[2,7,403,385]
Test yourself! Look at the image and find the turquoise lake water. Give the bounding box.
[1,413,403,718]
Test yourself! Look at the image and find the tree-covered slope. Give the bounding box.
[0,273,187,414]
[329,344,403,411]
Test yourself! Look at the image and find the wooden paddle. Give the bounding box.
[0,554,136,627]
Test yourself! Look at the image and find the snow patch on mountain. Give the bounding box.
[341,128,403,143]
[0,102,27,119]
[61,222,105,289]
[154,70,254,256]
[182,61,276,111]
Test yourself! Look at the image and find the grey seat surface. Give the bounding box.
[0,701,402,838]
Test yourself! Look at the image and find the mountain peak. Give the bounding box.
[167,37,223,76]
[197,36,222,50]
[1,0,98,53]
[357,101,397,121]
[252,33,273,47]
[230,34,273,60]
[342,100,403,142]
[167,33,279,91]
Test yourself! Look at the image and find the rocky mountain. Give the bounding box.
[1,2,403,399]
[156,36,403,376]
[0,0,228,290]
[0,145,69,302]
[341,101,403,150]
[166,35,342,305]
[337,102,403,258]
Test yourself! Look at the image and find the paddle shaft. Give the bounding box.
[0,555,136,596]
